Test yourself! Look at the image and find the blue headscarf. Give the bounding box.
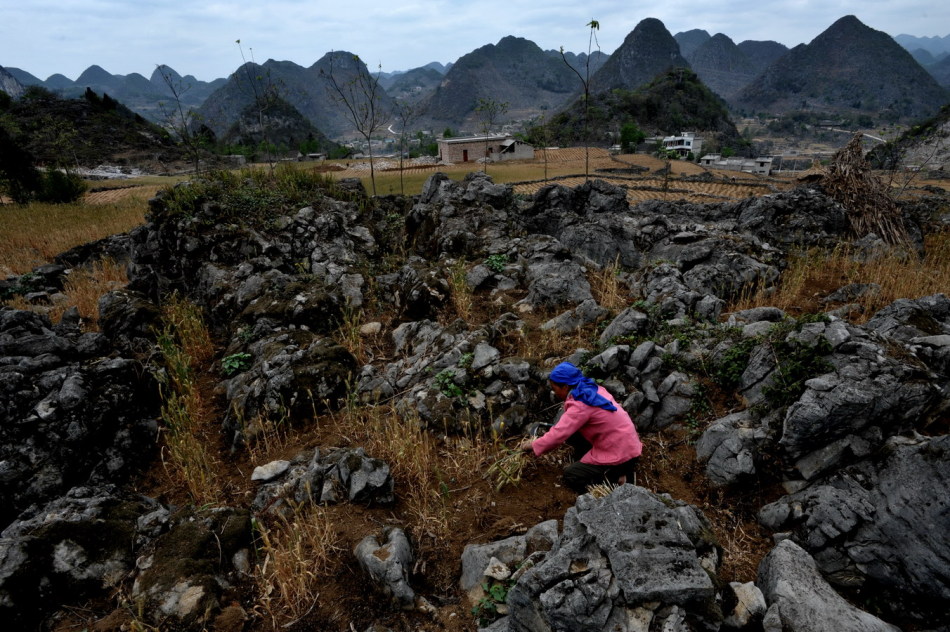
[548,362,616,411]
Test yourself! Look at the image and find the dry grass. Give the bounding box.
[0,192,150,275]
[334,306,369,365]
[253,502,342,628]
[2,258,128,330]
[588,258,630,312]
[334,402,501,543]
[448,258,475,322]
[518,325,594,365]
[731,229,950,320]
[155,294,222,504]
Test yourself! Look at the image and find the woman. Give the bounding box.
[520,362,642,493]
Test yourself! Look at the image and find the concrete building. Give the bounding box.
[700,154,773,175]
[437,135,535,163]
[661,132,703,158]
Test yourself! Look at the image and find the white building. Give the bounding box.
[661,132,703,158]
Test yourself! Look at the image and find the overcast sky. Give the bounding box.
[2,0,948,82]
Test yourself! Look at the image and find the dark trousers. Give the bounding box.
[563,458,638,493]
[563,432,637,493]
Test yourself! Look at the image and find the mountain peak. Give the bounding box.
[735,14,948,121]
[592,17,688,94]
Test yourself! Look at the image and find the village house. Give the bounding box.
[661,132,703,158]
[700,154,774,176]
[437,135,535,163]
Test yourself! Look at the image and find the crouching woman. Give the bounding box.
[520,362,642,493]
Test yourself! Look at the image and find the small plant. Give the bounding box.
[458,352,474,369]
[222,352,252,376]
[485,253,509,274]
[710,337,757,390]
[472,579,512,626]
[684,382,715,440]
[434,368,466,399]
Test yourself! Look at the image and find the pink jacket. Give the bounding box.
[532,386,642,465]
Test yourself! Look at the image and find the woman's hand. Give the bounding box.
[518,438,534,452]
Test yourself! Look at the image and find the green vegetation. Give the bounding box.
[533,68,740,152]
[472,580,514,626]
[485,253,509,273]
[434,368,466,399]
[222,352,253,376]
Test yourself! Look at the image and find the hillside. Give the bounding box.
[0,85,185,169]
[734,15,948,121]
[867,102,950,170]
[1,152,949,631]
[421,36,581,130]
[220,94,339,156]
[735,40,789,76]
[0,66,24,98]
[543,67,740,149]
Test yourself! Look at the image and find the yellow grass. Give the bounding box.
[588,257,630,312]
[0,191,151,275]
[731,229,950,320]
[1,258,128,330]
[253,502,342,628]
[156,294,222,504]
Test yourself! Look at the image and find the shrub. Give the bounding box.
[36,170,88,203]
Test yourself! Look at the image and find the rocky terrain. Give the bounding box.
[1,152,949,631]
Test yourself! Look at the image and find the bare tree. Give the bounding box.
[235,40,281,170]
[561,19,600,181]
[474,97,509,174]
[394,101,421,195]
[321,53,391,196]
[155,64,202,174]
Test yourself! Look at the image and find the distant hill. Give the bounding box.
[591,18,690,94]
[674,29,711,58]
[196,52,397,140]
[220,94,339,155]
[894,33,950,57]
[736,40,789,76]
[928,55,950,88]
[2,64,226,124]
[421,36,583,131]
[380,66,444,104]
[551,50,609,78]
[686,33,758,100]
[733,15,948,122]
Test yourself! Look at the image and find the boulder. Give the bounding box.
[757,540,899,632]
[506,486,722,632]
[252,447,394,511]
[0,486,161,630]
[758,434,950,625]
